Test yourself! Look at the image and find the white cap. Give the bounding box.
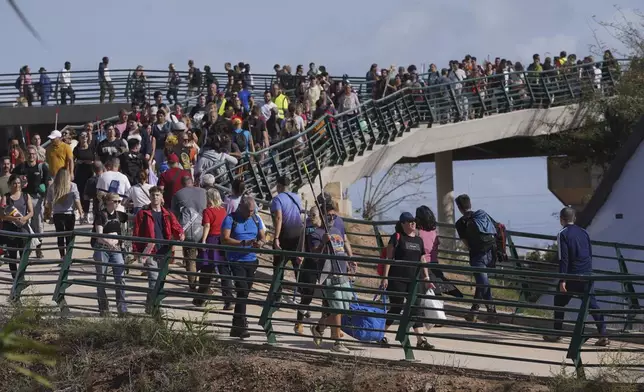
[48,130,62,139]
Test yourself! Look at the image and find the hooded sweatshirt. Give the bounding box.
[194,149,238,182]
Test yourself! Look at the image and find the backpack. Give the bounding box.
[230,213,261,240]
[15,77,21,91]
[464,212,507,267]
[377,233,400,276]
[180,206,203,242]
[233,130,249,152]
[192,68,203,87]
[283,117,298,137]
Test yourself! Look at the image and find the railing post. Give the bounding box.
[523,72,536,107]
[448,87,462,121]
[259,258,285,345]
[566,277,593,379]
[394,263,423,361]
[10,238,33,303]
[506,234,530,315]
[614,245,640,332]
[147,251,172,317]
[52,235,76,316]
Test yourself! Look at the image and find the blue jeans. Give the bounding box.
[94,250,127,314]
[470,249,494,309]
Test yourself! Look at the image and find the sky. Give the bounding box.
[0,0,640,77]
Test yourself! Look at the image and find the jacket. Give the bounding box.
[132,205,183,254]
[195,149,238,180]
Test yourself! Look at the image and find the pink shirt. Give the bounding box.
[418,229,439,263]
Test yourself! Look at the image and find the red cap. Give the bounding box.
[167,153,179,163]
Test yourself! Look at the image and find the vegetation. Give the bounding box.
[540,7,644,169]
[355,163,433,220]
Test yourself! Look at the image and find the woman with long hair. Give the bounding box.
[126,169,152,214]
[416,205,463,299]
[0,174,33,277]
[45,168,83,257]
[194,188,232,307]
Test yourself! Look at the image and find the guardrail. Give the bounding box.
[202,60,629,202]
[1,205,643,376]
[0,68,382,107]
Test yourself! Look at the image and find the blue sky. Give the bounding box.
[0,0,639,76]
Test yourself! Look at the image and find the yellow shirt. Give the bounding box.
[272,94,289,120]
[46,141,72,177]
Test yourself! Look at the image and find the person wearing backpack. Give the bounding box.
[231,118,254,154]
[454,194,500,324]
[171,176,206,292]
[221,196,266,339]
[270,175,304,304]
[12,146,50,259]
[0,174,34,278]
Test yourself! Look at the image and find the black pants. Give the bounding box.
[197,263,234,304]
[554,280,606,335]
[230,260,258,328]
[167,87,178,104]
[4,231,24,278]
[385,278,423,328]
[273,235,301,301]
[60,87,75,105]
[53,213,75,257]
[296,259,320,321]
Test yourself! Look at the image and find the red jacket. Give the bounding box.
[132,205,183,254]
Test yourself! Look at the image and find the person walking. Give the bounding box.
[45,168,83,258]
[132,186,184,313]
[379,212,434,349]
[454,194,499,323]
[12,146,50,258]
[0,174,33,277]
[220,196,266,339]
[73,131,94,223]
[194,189,233,308]
[542,207,610,346]
[270,175,304,303]
[416,205,463,299]
[92,193,128,316]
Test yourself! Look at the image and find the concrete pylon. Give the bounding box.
[435,151,456,249]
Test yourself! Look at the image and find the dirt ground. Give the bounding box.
[0,315,555,392]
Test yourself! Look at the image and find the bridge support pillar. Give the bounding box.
[435,151,455,249]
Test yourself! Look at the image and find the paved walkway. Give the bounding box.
[0,223,639,378]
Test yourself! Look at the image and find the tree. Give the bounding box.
[540,7,644,169]
[355,163,434,220]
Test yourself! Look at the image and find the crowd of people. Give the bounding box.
[0,49,616,352]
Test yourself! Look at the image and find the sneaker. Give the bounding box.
[595,337,610,347]
[35,250,44,259]
[331,342,350,353]
[310,325,323,348]
[294,323,304,335]
[192,298,205,308]
[464,310,478,323]
[543,335,563,343]
[223,303,234,311]
[416,338,435,350]
[239,330,251,340]
[379,337,390,347]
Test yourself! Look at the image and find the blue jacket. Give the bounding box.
[557,224,593,275]
[39,74,51,97]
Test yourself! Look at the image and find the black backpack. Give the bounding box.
[15,77,21,91]
[192,68,203,87]
[464,212,507,267]
[233,130,248,152]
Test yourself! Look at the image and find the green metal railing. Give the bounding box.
[0,68,380,106]
[1,211,643,376]
[202,60,630,202]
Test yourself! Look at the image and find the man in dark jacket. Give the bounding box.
[455,194,499,323]
[120,138,146,185]
[543,207,609,346]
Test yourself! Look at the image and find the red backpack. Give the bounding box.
[377,233,400,276]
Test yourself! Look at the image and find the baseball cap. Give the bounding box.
[399,212,415,223]
[167,153,179,163]
[48,130,62,139]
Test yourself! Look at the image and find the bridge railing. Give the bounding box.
[1,226,643,375]
[0,68,383,107]
[202,60,629,202]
